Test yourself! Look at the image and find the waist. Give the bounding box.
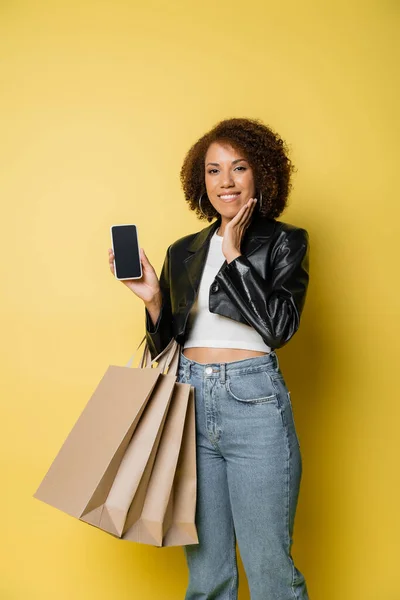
[182,347,269,364]
[178,347,280,377]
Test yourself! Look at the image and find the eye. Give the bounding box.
[207,166,247,174]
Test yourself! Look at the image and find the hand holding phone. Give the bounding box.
[108,224,160,304]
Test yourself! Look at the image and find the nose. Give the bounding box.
[220,172,235,186]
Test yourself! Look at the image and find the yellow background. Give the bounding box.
[1,1,398,598]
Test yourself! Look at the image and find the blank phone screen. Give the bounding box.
[111,225,141,279]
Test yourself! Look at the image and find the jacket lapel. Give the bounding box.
[183,215,276,296]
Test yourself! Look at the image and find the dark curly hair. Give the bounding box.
[179,117,297,222]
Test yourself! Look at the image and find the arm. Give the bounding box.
[144,244,174,360]
[215,228,310,349]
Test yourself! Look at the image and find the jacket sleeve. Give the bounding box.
[214,228,310,350]
[144,244,174,360]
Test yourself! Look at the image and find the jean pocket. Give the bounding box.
[225,370,277,404]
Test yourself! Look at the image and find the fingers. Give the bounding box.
[237,197,257,227]
[140,248,151,270]
[232,198,256,243]
[225,198,256,234]
[229,200,249,226]
[243,197,257,227]
[108,248,115,274]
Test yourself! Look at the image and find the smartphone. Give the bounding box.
[110,224,142,280]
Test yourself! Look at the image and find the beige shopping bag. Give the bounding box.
[33,336,199,547]
[121,380,189,544]
[121,378,198,546]
[162,385,198,546]
[119,340,198,547]
[98,338,192,541]
[33,337,179,533]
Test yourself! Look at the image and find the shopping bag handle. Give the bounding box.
[125,334,181,376]
[138,335,178,373]
[125,335,175,370]
[148,336,180,375]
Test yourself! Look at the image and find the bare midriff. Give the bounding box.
[182,347,269,364]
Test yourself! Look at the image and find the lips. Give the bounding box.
[219,192,241,201]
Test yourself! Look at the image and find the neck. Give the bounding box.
[216,217,225,236]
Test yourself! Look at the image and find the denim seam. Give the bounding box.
[287,432,298,599]
[226,474,238,600]
[214,381,223,444]
[270,378,298,600]
[203,381,221,450]
[208,380,222,446]
[283,403,298,600]
[270,378,301,452]
[228,528,237,600]
[287,391,301,451]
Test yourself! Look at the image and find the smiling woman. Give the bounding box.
[110,116,310,599]
[179,118,296,365]
[174,118,309,600]
[182,139,263,364]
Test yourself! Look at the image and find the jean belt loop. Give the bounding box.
[274,350,280,372]
[185,361,191,381]
[220,362,226,385]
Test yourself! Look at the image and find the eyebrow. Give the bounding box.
[206,158,248,167]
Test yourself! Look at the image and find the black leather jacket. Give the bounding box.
[145,214,309,360]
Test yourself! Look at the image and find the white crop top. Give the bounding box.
[183,229,272,353]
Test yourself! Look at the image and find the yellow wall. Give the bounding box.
[1,1,398,598]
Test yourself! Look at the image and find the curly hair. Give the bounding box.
[179,117,297,222]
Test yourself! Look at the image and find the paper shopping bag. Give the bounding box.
[33,336,178,532]
[92,337,189,539]
[162,385,198,546]
[121,380,196,545]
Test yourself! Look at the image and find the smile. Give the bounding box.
[219,193,241,202]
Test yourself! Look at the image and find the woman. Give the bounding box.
[108,117,310,599]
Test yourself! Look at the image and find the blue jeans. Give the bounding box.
[177,349,309,600]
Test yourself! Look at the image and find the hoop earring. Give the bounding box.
[258,190,263,207]
[198,193,209,218]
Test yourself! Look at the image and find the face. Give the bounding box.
[204,141,256,220]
